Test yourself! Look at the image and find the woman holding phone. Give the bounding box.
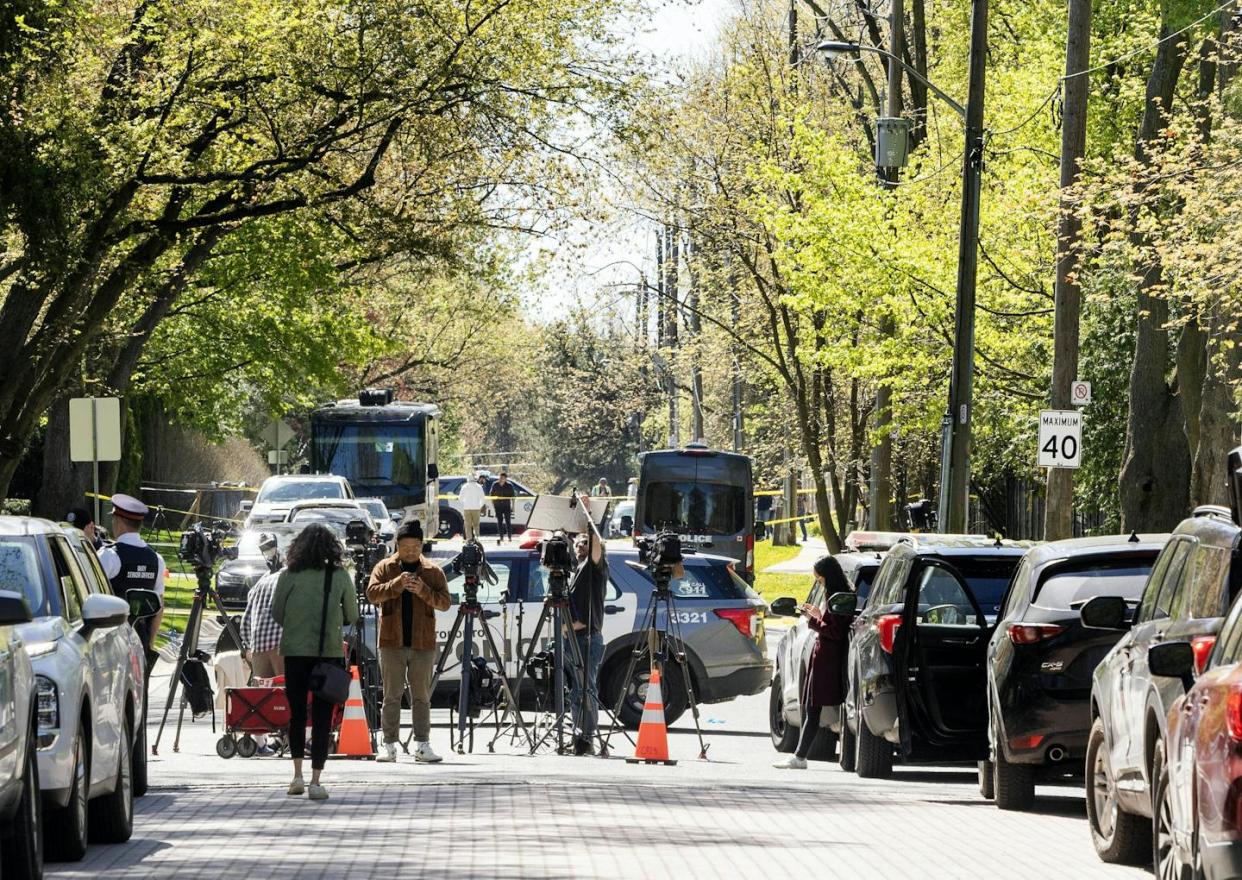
[774,555,853,769]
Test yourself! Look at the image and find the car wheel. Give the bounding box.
[769,678,799,753]
[89,715,133,844]
[978,760,995,800]
[838,723,857,773]
[855,716,893,779]
[1154,744,1193,880]
[1086,716,1150,864]
[45,727,88,861]
[994,752,1035,811]
[609,658,687,729]
[132,706,148,799]
[0,716,43,880]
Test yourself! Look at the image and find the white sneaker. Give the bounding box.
[414,741,442,763]
[376,743,398,763]
[308,783,328,801]
[287,776,305,796]
[773,755,808,769]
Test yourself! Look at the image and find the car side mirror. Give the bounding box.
[1080,595,1130,630]
[0,591,32,626]
[769,596,798,617]
[620,515,633,534]
[1149,641,1196,691]
[427,463,439,480]
[81,593,131,634]
[125,588,162,623]
[239,500,253,514]
[826,591,858,616]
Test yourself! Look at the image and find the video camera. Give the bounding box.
[449,539,496,605]
[345,518,387,574]
[636,530,684,590]
[178,522,231,570]
[537,532,574,599]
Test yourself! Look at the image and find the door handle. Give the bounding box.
[604,605,622,615]
[942,637,978,645]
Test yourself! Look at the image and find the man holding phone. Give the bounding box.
[367,521,452,764]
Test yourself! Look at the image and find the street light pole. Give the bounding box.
[941,0,988,534]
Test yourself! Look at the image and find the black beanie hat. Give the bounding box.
[397,521,424,542]
[66,507,94,527]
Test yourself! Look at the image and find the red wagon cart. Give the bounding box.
[217,678,346,759]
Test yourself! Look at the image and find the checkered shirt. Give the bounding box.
[240,570,283,654]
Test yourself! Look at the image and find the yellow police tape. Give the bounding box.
[85,492,244,525]
[761,514,816,527]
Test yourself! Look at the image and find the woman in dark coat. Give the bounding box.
[775,555,852,769]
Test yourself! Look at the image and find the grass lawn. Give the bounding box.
[752,541,811,604]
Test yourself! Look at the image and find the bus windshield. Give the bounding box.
[312,421,425,497]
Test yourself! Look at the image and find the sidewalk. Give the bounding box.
[762,538,827,574]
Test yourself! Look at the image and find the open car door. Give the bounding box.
[896,559,990,761]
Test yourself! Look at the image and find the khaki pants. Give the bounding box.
[380,646,436,744]
[249,650,284,680]
[463,509,482,541]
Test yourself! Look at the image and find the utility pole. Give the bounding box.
[731,273,744,453]
[686,234,705,441]
[939,0,988,534]
[665,224,681,448]
[869,0,903,531]
[1044,0,1092,541]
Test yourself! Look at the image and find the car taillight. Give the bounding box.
[715,608,756,639]
[1009,734,1045,751]
[745,533,754,571]
[1006,623,1064,645]
[1193,636,1218,677]
[1229,689,1242,741]
[877,614,902,654]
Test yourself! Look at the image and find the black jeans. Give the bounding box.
[496,509,513,540]
[284,656,336,771]
[795,704,822,759]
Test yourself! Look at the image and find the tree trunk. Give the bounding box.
[34,397,95,521]
[1044,0,1092,541]
[1118,26,1192,532]
[1191,313,1242,506]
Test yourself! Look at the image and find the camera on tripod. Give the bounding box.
[636,530,683,570]
[538,533,574,598]
[449,539,495,605]
[178,522,230,570]
[345,518,386,573]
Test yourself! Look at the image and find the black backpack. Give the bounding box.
[179,653,215,718]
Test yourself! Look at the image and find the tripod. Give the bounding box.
[512,567,631,756]
[601,570,709,763]
[423,575,532,754]
[152,563,245,755]
[348,563,381,754]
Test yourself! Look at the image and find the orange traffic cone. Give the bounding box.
[334,666,374,759]
[626,667,677,766]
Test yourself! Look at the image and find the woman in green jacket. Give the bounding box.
[271,524,359,801]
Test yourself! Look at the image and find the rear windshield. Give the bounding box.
[258,479,345,503]
[851,565,879,601]
[1033,556,1157,610]
[948,556,1023,617]
[0,536,49,617]
[632,560,757,601]
[642,483,747,534]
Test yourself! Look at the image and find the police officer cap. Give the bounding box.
[110,493,149,521]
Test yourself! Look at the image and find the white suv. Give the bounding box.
[1,518,150,862]
[0,589,38,878]
[241,474,355,526]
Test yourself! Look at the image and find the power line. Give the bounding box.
[1065,0,1235,81]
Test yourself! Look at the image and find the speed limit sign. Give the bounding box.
[1039,410,1082,469]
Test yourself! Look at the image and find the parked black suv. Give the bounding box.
[982,535,1167,810]
[1083,507,1242,864]
[839,537,1027,778]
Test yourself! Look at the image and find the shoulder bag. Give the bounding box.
[308,566,351,705]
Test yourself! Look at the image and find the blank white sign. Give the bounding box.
[69,398,122,462]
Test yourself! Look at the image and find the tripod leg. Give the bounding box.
[665,597,710,759]
[457,613,474,754]
[152,583,207,755]
[478,621,534,750]
[601,600,657,752]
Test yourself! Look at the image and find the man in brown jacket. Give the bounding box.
[366,520,451,763]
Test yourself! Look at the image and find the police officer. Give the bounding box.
[97,493,166,649]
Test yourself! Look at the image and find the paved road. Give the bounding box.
[47,627,1148,879]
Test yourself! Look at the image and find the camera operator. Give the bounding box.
[567,496,607,755]
[97,493,165,650]
[366,521,451,764]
